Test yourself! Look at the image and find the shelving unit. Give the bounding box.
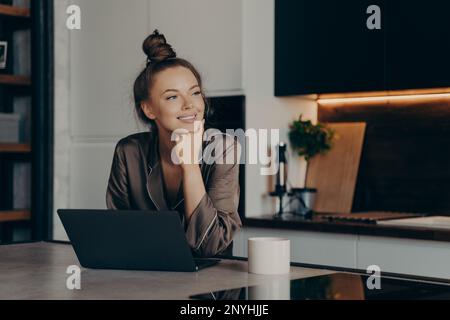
[0,74,31,86]
[0,0,53,243]
[0,210,30,223]
[0,4,30,18]
[0,143,31,153]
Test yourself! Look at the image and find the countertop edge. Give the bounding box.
[242,216,450,243]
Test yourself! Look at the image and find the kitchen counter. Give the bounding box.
[3,242,450,300]
[243,214,450,242]
[0,242,333,300]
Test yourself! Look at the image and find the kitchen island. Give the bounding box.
[0,242,332,300]
[2,242,450,300]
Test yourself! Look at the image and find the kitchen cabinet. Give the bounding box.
[53,0,149,241]
[386,0,450,90]
[235,227,450,279]
[234,227,358,269]
[275,0,450,96]
[275,0,386,96]
[69,0,148,138]
[148,0,242,96]
[357,236,450,279]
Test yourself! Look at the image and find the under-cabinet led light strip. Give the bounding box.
[318,92,450,105]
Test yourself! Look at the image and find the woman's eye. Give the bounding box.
[193,91,201,96]
[166,95,177,100]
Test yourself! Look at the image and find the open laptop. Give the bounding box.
[57,209,220,272]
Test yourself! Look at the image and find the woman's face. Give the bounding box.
[142,66,205,133]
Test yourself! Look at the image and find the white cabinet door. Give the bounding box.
[54,0,149,240]
[53,142,116,241]
[357,236,450,279]
[69,143,116,210]
[235,228,358,269]
[148,0,242,96]
[69,0,148,138]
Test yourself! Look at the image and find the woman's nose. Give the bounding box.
[182,101,194,110]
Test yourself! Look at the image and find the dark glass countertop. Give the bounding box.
[191,272,450,300]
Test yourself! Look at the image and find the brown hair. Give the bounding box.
[133,30,210,131]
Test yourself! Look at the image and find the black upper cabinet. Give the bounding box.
[387,0,450,90]
[276,0,450,96]
[275,0,386,96]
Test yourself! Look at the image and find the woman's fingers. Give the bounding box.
[171,121,205,166]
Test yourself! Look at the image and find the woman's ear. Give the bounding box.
[141,102,156,120]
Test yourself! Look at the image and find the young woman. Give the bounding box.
[106,30,241,258]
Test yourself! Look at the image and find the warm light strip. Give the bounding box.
[317,92,450,105]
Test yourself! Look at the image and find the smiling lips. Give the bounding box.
[177,113,197,123]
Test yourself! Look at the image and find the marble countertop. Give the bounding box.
[0,242,334,300]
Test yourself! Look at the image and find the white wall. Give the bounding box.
[242,0,317,217]
[54,0,70,241]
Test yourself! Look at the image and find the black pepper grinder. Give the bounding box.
[270,142,288,218]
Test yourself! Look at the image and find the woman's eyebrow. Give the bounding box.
[162,85,200,95]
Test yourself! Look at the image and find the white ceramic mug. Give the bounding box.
[248,237,290,275]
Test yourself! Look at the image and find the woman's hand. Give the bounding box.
[170,120,207,222]
[171,120,204,170]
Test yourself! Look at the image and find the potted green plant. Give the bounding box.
[288,115,334,216]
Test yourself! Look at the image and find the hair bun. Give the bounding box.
[143,29,176,64]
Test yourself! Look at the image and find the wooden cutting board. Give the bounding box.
[306,122,366,214]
